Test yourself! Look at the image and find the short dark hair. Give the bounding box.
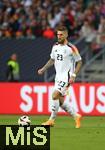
[56,25,68,32]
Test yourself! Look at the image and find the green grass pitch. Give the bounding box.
[0,115,105,150]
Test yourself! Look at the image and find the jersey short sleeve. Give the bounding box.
[50,46,55,60]
[71,44,82,62]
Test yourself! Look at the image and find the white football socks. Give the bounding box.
[61,101,78,118]
[49,100,59,120]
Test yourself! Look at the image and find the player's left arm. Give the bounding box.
[74,60,82,75]
[70,45,82,83]
[70,60,82,83]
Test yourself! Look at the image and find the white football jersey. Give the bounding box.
[50,42,82,82]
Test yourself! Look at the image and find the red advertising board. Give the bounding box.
[0,83,105,116]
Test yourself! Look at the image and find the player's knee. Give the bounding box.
[52,94,57,100]
[52,91,60,100]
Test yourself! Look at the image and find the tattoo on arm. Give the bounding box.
[74,60,82,75]
[43,58,54,71]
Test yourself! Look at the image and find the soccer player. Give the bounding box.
[38,26,82,128]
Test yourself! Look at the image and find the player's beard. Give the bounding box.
[58,38,65,44]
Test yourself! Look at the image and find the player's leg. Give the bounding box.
[49,90,60,120]
[59,96,77,117]
[59,96,82,128]
[42,90,61,126]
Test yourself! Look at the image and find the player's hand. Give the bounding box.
[38,68,45,75]
[69,76,76,84]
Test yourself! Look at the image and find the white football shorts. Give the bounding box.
[54,79,69,96]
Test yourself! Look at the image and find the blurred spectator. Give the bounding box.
[80,19,97,58]
[96,15,105,45]
[6,53,20,82]
[93,5,101,30]
[43,25,55,39]
[0,0,105,43]
[16,30,24,39]
[48,3,62,29]
[26,28,36,39]
[80,20,96,44]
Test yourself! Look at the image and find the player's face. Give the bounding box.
[57,31,67,44]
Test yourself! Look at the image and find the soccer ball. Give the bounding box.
[18,115,31,126]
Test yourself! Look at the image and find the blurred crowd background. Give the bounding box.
[0,0,105,47]
[0,0,105,82]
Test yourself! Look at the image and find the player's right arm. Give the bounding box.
[38,58,54,75]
